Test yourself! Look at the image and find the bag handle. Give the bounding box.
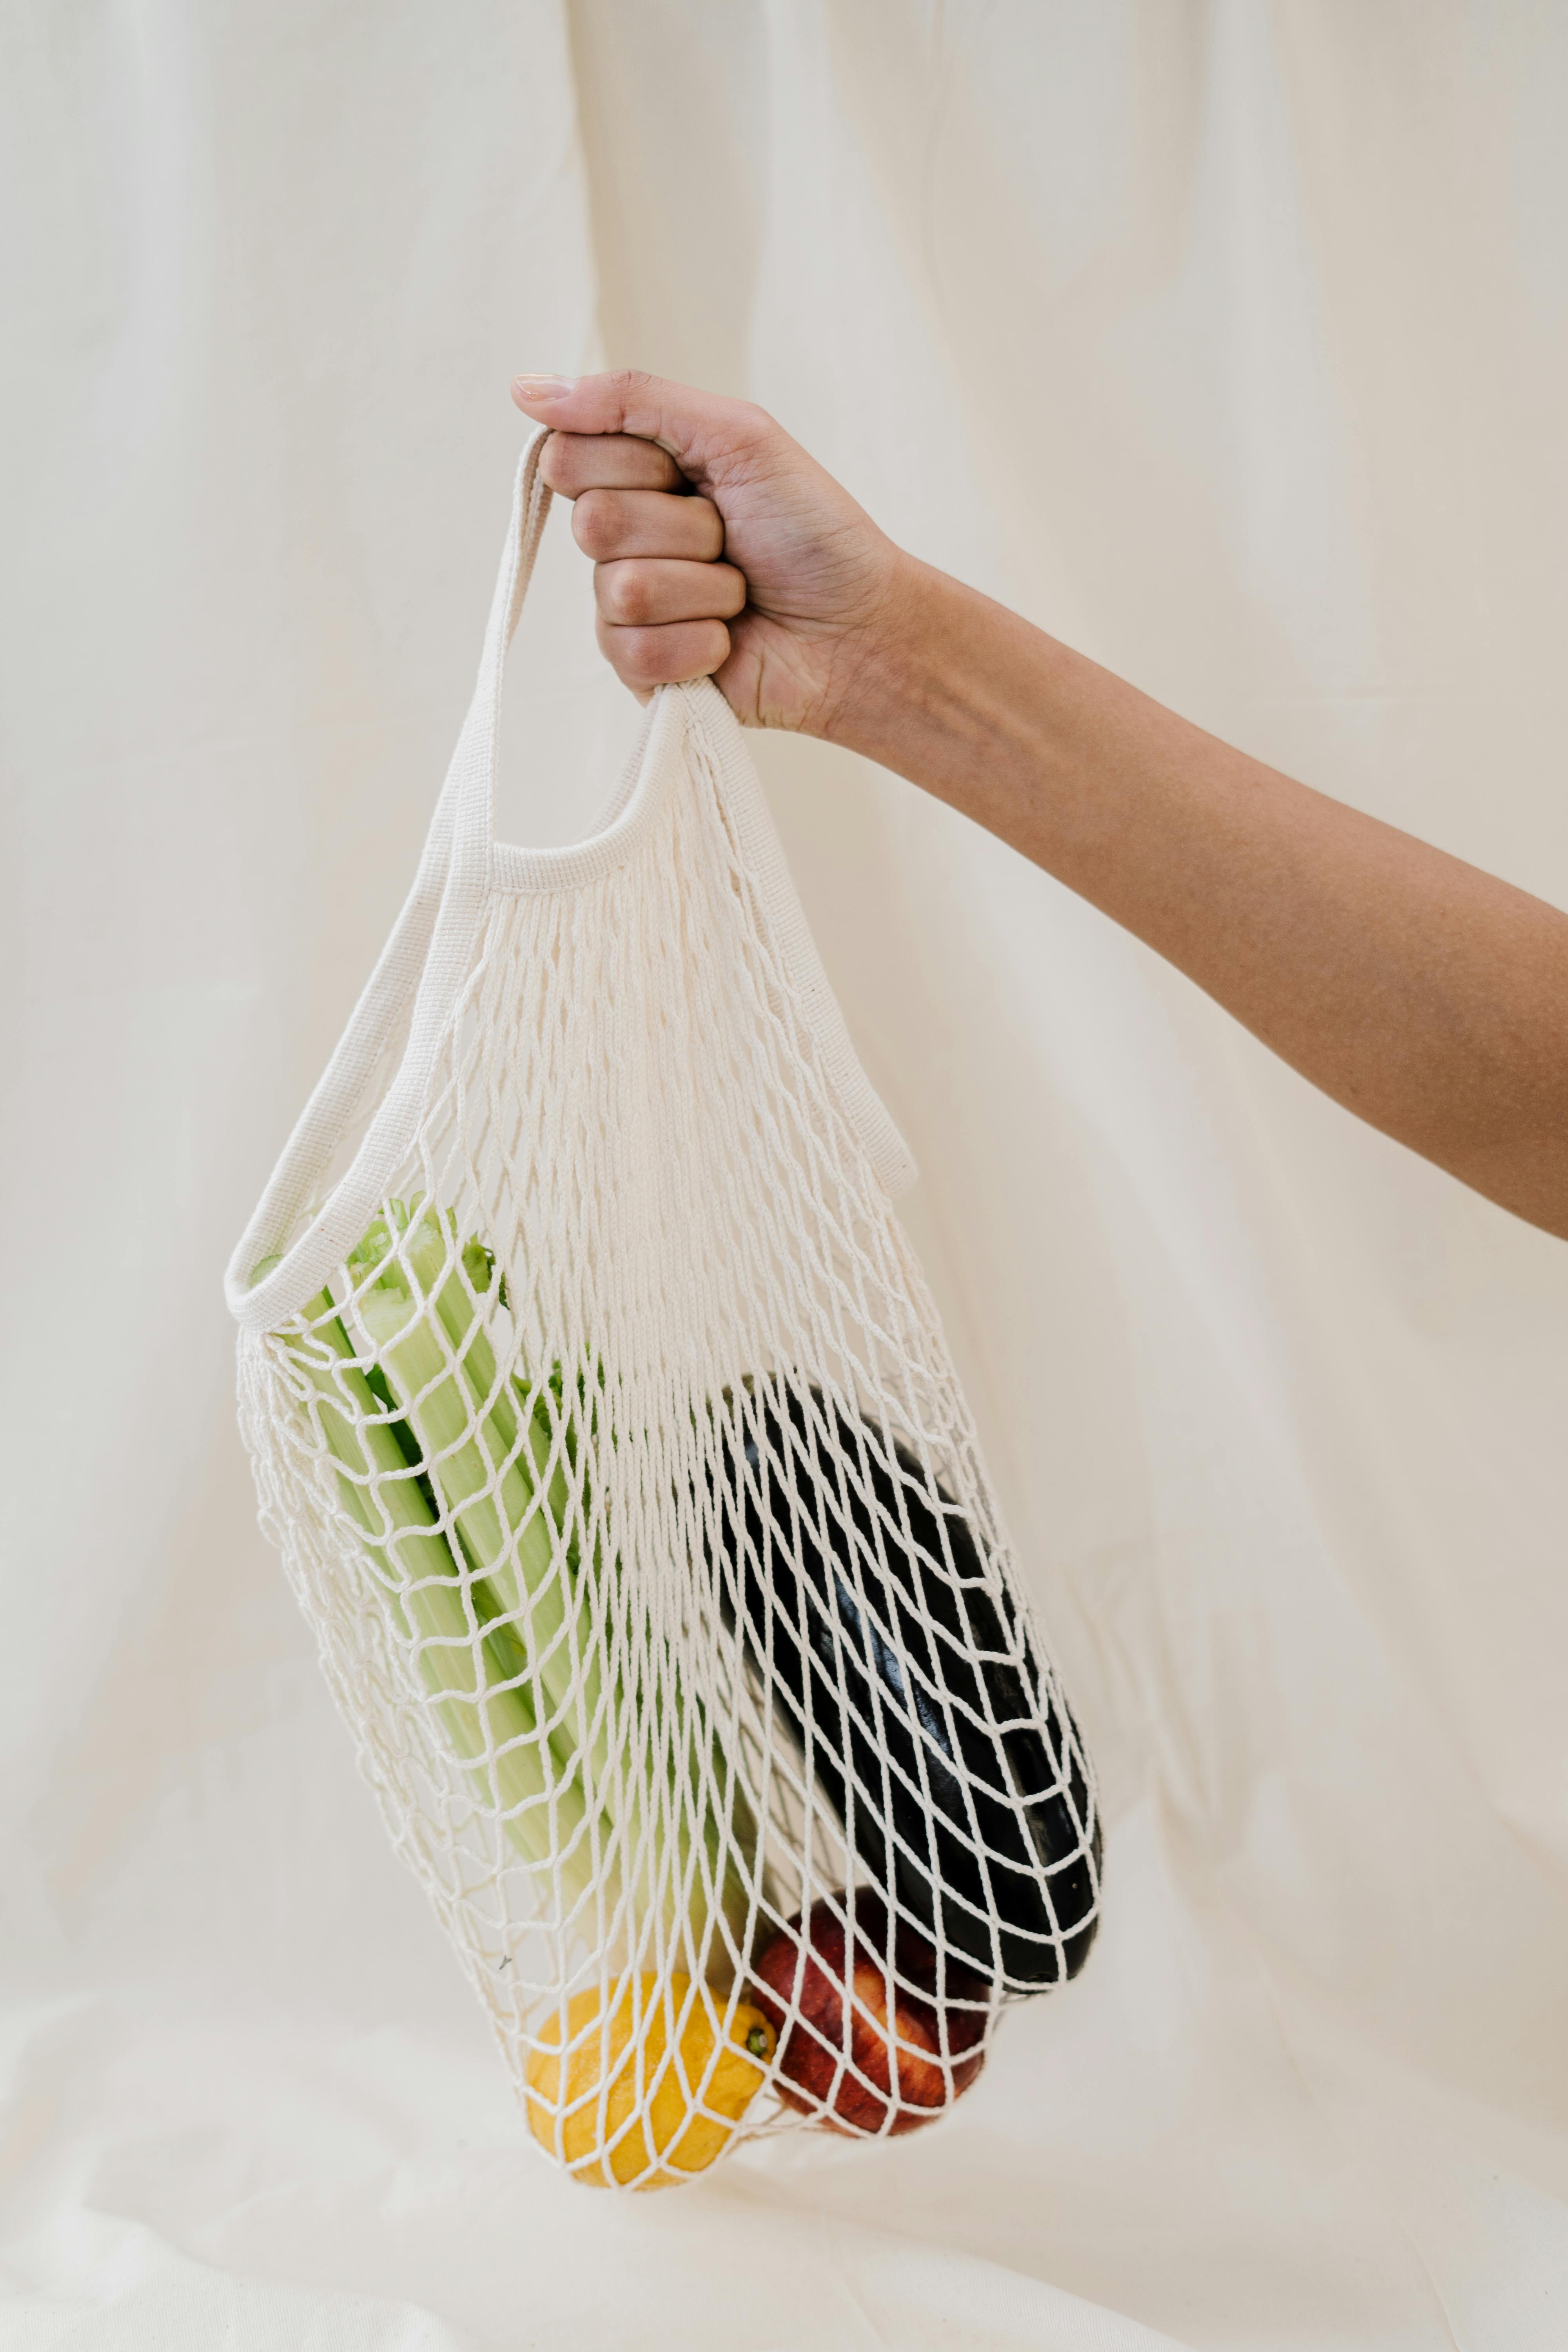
[227,434,915,1334]
[226,431,553,1332]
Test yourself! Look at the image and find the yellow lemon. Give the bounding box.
[525,1972,775,2189]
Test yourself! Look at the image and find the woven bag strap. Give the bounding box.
[226,431,553,1330]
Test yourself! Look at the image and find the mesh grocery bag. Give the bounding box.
[226,433,1102,2188]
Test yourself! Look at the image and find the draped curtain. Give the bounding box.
[4,5,1566,2344]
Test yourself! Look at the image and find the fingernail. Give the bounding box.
[512,373,576,403]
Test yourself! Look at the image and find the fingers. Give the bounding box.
[573,488,724,564]
[512,369,777,491]
[541,432,684,497]
[512,373,767,702]
[573,481,742,691]
[596,613,731,692]
[595,557,746,628]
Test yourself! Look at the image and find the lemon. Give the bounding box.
[525,1972,775,2189]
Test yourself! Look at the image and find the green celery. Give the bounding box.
[268,1278,605,1913]
[265,1207,760,1977]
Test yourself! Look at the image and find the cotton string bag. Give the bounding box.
[226,430,1102,2188]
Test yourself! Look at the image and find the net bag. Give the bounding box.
[226,434,1102,2189]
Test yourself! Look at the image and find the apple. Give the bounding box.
[749,1892,989,2136]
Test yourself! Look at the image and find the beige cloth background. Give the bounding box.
[4,4,1566,2345]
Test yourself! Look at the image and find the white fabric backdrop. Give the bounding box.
[4,4,1566,2345]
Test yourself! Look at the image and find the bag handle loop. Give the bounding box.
[226,431,553,1332]
[227,434,916,1334]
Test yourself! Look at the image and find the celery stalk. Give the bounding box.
[274,1289,605,1913]
[265,1207,760,1977]
[347,1207,606,1795]
[350,1206,757,1966]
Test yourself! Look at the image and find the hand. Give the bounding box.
[510,370,910,737]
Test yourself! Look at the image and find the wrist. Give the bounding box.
[809,554,1100,876]
[816,549,953,766]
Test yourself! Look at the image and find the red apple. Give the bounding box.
[748,1893,989,2136]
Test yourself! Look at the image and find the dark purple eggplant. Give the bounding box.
[705,1378,1101,1994]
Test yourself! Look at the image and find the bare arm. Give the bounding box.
[512,370,1568,1241]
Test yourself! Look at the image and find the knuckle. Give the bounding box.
[733,399,778,452]
[599,560,653,624]
[572,488,618,557]
[537,435,573,493]
[539,431,594,495]
[619,627,670,685]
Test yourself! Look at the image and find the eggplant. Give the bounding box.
[706,1378,1101,1994]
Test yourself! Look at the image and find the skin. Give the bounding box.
[512,370,1568,1243]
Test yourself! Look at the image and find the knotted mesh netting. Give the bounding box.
[229,437,1100,2188]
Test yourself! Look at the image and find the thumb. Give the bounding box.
[510,368,775,492]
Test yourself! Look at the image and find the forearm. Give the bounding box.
[510,374,1568,1239]
[834,559,1568,1240]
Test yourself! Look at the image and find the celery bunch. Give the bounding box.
[258,1201,753,1975]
